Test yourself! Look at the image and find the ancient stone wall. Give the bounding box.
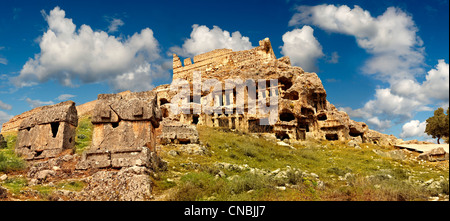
[15,101,78,160]
[157,38,400,145]
[159,119,199,144]
[173,38,276,81]
[76,90,162,170]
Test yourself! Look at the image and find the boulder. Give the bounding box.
[418,147,449,162]
[74,166,153,201]
[159,120,199,144]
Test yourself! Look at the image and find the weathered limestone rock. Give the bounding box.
[27,154,79,184]
[15,101,78,160]
[76,146,163,170]
[0,134,6,149]
[155,37,398,146]
[73,166,153,201]
[160,119,199,144]
[76,90,162,170]
[418,147,449,162]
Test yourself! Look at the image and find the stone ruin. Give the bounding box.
[155,38,401,146]
[76,90,163,170]
[15,101,78,161]
[418,147,449,162]
[159,119,199,145]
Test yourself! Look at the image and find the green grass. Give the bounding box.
[156,126,449,201]
[56,180,86,191]
[75,116,93,154]
[0,132,26,173]
[2,176,28,195]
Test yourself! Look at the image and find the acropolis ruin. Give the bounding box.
[156,38,397,145]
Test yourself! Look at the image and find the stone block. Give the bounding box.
[15,101,78,161]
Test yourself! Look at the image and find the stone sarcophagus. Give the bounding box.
[15,101,78,160]
[77,91,162,170]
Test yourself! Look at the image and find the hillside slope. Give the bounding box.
[152,126,448,201]
[0,117,448,201]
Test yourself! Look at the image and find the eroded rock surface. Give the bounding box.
[76,90,162,170]
[155,38,401,146]
[15,101,78,161]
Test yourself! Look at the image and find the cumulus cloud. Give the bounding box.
[170,24,253,58]
[56,94,76,101]
[291,4,449,138]
[366,117,391,132]
[342,87,432,126]
[290,4,425,82]
[0,100,12,110]
[280,26,324,72]
[349,59,449,121]
[11,6,167,92]
[107,18,124,33]
[400,120,431,139]
[25,98,54,109]
[341,59,448,133]
[421,59,449,101]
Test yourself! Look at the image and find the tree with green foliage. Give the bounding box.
[425,107,449,144]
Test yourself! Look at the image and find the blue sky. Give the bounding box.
[0,0,449,142]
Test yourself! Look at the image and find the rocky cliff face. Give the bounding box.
[155,38,401,146]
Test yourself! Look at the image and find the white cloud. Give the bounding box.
[107,18,124,33]
[108,63,166,92]
[11,6,167,92]
[421,59,449,101]
[341,60,448,134]
[0,100,12,110]
[56,94,76,101]
[280,26,324,72]
[25,98,54,109]
[327,51,339,64]
[290,4,449,137]
[389,59,449,104]
[290,4,425,82]
[341,87,433,129]
[169,24,253,57]
[400,120,431,139]
[366,117,391,132]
